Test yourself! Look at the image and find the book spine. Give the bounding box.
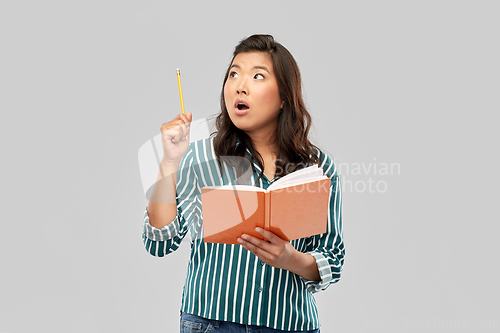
[264,191,271,231]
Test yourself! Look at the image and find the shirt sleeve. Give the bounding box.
[300,151,344,293]
[142,144,201,257]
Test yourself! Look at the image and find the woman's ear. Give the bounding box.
[280,99,284,109]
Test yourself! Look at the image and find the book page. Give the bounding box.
[268,165,325,191]
[268,176,328,191]
[202,185,264,192]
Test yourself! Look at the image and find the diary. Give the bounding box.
[201,165,330,244]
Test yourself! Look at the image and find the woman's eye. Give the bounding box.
[254,73,264,79]
[229,71,238,78]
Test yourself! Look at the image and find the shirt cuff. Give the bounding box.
[301,250,334,293]
[142,206,181,242]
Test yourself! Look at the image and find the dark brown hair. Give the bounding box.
[212,34,319,183]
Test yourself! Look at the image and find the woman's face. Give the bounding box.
[224,51,283,138]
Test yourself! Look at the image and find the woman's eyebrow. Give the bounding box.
[230,64,271,74]
[253,66,270,74]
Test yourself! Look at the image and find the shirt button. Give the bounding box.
[258,287,263,292]
[260,261,265,266]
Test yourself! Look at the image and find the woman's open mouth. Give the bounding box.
[234,99,250,115]
[237,103,249,111]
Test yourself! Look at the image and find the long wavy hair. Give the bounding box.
[212,34,319,183]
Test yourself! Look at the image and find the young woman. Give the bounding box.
[143,34,344,332]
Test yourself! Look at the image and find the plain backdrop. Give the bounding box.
[1,1,499,332]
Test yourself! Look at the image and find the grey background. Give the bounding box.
[1,1,499,332]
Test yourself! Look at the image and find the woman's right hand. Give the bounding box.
[160,112,192,163]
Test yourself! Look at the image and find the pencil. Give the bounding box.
[176,68,185,114]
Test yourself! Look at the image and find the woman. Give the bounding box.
[143,34,344,332]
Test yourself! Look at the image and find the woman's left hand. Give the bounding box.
[237,227,298,271]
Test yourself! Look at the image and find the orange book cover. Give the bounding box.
[201,166,330,244]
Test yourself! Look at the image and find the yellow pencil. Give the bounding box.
[176,68,185,114]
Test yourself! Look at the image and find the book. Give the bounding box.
[201,165,331,244]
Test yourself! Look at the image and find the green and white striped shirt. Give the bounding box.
[142,137,344,331]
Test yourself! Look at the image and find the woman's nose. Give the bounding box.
[236,80,248,95]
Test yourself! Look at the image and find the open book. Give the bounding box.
[201,165,331,244]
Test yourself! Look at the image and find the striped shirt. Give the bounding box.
[142,137,344,331]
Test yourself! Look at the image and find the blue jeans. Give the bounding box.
[180,312,320,333]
